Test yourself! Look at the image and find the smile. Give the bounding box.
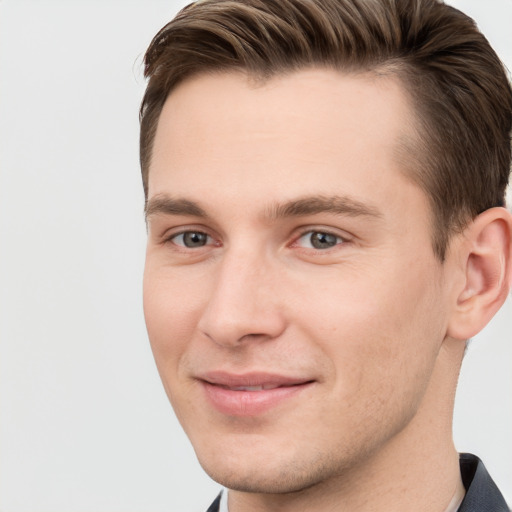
[219,383,284,391]
[198,372,315,416]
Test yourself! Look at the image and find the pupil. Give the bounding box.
[311,232,337,249]
[183,232,207,247]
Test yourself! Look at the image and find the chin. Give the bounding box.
[194,438,352,495]
[200,460,326,495]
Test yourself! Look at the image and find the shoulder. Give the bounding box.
[458,453,510,512]
[205,492,222,512]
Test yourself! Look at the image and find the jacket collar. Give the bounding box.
[458,453,509,512]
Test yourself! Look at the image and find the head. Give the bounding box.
[140,0,512,503]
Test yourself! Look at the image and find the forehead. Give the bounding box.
[148,68,422,218]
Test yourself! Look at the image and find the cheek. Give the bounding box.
[143,266,206,369]
[142,268,212,426]
[297,262,446,401]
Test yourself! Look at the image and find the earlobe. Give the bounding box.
[447,207,512,341]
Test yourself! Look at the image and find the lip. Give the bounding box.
[198,371,315,417]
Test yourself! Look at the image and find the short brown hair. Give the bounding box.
[140,0,512,259]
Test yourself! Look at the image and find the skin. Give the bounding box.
[143,69,511,511]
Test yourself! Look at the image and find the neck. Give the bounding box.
[444,477,466,512]
[229,338,466,512]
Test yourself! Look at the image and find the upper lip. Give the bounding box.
[198,371,314,389]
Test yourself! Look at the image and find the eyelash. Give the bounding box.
[166,229,216,249]
[291,228,348,251]
[164,227,348,253]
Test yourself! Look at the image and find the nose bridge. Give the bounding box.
[198,244,285,346]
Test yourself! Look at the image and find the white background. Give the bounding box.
[0,1,510,511]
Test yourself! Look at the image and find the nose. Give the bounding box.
[197,250,287,347]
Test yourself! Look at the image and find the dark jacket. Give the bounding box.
[458,453,509,512]
[206,453,509,512]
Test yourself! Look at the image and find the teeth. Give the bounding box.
[228,384,280,391]
[231,386,263,391]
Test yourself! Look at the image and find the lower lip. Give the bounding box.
[201,382,312,416]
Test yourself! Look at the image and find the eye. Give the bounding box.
[295,230,344,250]
[171,231,212,248]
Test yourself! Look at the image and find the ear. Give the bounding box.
[447,207,512,340]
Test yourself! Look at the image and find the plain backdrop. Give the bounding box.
[0,1,510,511]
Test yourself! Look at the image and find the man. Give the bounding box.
[139,0,512,510]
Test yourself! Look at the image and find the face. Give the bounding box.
[143,69,453,493]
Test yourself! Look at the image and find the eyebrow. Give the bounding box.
[264,195,383,221]
[145,194,382,222]
[145,196,209,220]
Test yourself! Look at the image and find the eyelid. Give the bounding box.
[293,226,350,240]
[290,226,352,250]
[171,231,212,248]
[161,225,220,248]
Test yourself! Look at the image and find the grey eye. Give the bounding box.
[297,231,342,249]
[174,231,210,248]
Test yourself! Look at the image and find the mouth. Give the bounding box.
[216,383,303,391]
[198,371,315,416]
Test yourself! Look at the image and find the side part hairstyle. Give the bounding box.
[140,0,512,259]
